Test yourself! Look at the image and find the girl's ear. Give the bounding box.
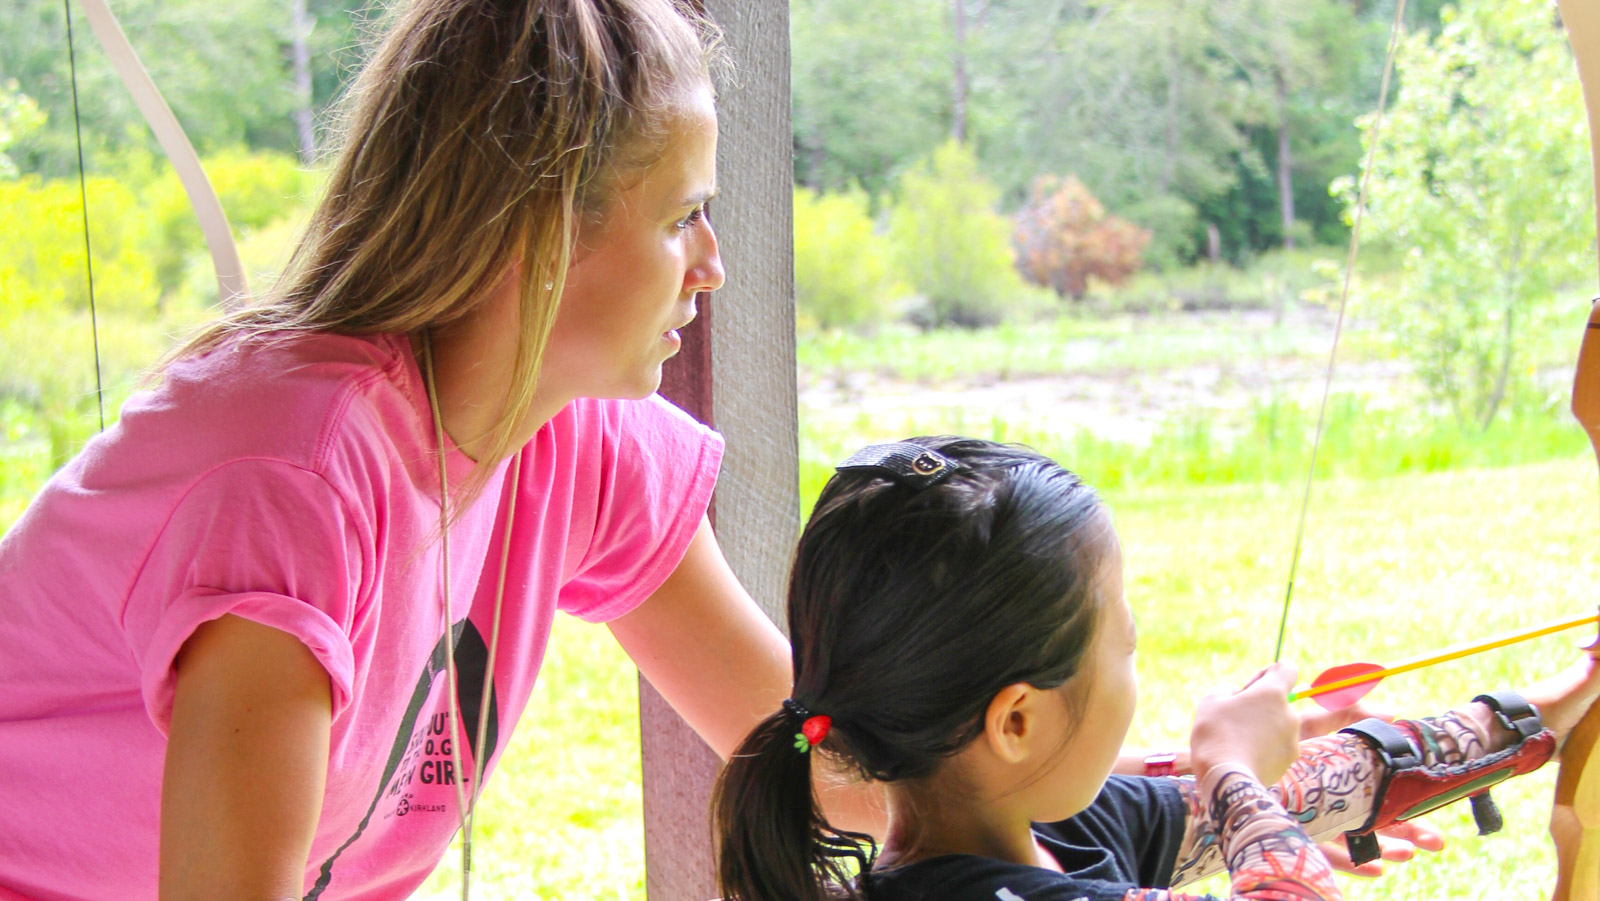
[981,683,1038,764]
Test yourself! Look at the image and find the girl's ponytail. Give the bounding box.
[714,437,1111,899]
[713,704,871,901]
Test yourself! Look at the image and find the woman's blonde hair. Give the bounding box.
[175,0,723,501]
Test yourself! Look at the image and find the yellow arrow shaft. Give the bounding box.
[1291,612,1598,702]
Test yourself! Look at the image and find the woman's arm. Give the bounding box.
[160,614,332,901]
[607,516,887,834]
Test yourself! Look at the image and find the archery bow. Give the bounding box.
[1552,5,1600,899]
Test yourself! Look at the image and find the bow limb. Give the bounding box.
[75,0,247,307]
[1554,312,1600,901]
[1553,2,1600,900]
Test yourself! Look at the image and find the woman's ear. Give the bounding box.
[981,683,1039,764]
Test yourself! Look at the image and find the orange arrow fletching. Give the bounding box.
[1302,661,1387,710]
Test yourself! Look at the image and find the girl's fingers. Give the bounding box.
[1236,666,1272,691]
[1231,662,1297,694]
[1378,820,1445,853]
[1245,662,1298,695]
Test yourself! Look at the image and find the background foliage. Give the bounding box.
[792,185,904,330]
[886,140,1032,327]
[1359,0,1594,427]
[1015,175,1151,300]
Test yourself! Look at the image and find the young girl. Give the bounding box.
[0,2,802,899]
[714,437,1600,901]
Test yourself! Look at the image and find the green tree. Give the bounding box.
[793,186,905,330]
[791,0,952,195]
[0,80,44,179]
[789,0,1418,265]
[1197,0,1378,254]
[887,140,1025,327]
[1359,0,1592,427]
[2,0,370,177]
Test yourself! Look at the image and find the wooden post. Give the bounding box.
[644,1,795,897]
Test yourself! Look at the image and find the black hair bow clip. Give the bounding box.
[835,441,965,490]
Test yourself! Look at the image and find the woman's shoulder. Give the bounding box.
[545,393,722,469]
[159,329,418,417]
[124,331,428,473]
[27,331,436,521]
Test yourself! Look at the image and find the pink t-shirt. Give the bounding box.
[0,332,722,900]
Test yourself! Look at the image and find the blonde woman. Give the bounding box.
[0,2,796,898]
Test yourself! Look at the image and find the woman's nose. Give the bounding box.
[688,225,725,294]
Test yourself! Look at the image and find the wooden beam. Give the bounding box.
[643,0,796,897]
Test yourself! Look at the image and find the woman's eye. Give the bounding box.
[675,206,707,229]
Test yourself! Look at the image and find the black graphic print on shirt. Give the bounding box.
[304,619,501,900]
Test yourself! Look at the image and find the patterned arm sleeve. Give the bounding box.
[1164,707,1502,891]
[1110,766,1343,901]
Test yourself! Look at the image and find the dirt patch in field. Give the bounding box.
[799,311,1416,445]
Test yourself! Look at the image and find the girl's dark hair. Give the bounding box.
[713,437,1112,901]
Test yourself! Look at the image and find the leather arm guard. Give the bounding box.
[1336,690,1557,866]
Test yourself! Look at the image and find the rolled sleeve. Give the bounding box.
[121,459,368,733]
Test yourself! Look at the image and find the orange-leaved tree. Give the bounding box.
[1014,175,1150,300]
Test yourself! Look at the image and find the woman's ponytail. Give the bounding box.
[713,705,871,901]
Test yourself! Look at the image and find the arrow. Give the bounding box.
[1291,611,1600,709]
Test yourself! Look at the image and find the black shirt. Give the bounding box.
[862,776,1190,901]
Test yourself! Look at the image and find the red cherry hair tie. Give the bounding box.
[783,699,832,754]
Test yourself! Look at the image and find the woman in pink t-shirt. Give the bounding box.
[0,2,808,899]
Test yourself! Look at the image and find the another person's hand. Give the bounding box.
[1520,651,1600,744]
[1317,820,1445,877]
[1190,663,1300,786]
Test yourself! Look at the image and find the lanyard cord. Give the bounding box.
[419,329,519,899]
[420,331,474,889]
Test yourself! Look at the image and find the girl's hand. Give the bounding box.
[1298,699,1395,741]
[1189,662,1301,786]
[1520,649,1600,744]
